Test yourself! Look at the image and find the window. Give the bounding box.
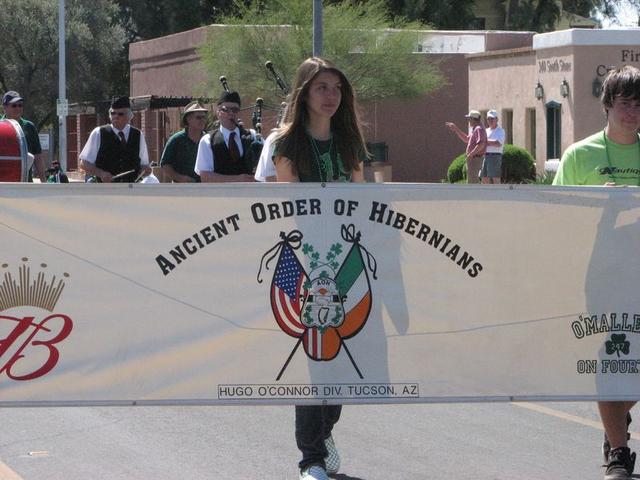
[525,108,536,160]
[545,101,561,159]
[502,109,513,145]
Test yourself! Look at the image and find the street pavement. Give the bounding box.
[0,401,638,479]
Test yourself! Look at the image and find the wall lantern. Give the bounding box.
[560,79,570,98]
[535,81,544,100]
[592,77,603,98]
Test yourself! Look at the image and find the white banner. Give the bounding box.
[0,183,638,406]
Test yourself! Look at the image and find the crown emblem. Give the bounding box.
[0,258,70,312]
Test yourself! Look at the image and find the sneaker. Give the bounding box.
[604,447,636,480]
[300,465,329,480]
[603,413,632,464]
[324,434,340,475]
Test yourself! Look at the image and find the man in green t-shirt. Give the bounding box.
[160,101,208,182]
[1,90,46,182]
[554,65,640,480]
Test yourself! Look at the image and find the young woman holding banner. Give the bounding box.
[274,57,368,480]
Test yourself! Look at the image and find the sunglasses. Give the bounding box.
[8,103,23,108]
[192,115,207,120]
[110,111,127,116]
[219,106,240,113]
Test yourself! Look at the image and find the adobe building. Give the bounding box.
[467,28,640,173]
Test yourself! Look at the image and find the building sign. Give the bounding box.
[538,58,573,73]
[621,49,640,63]
[0,184,639,406]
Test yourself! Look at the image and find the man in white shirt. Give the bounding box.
[79,96,151,183]
[195,91,256,182]
[482,109,506,184]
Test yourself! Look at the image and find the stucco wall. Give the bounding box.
[468,48,537,163]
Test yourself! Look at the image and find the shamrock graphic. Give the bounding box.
[605,334,630,358]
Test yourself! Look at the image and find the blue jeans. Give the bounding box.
[295,404,342,470]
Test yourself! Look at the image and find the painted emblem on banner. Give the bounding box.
[0,258,73,381]
[258,224,377,380]
[571,314,639,375]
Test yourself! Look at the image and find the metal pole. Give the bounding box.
[58,0,67,171]
[312,0,323,57]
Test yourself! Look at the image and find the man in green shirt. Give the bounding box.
[2,90,46,182]
[554,65,640,480]
[160,101,208,182]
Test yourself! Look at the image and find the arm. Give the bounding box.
[351,162,365,183]
[79,129,113,182]
[274,156,300,182]
[137,132,152,176]
[33,153,47,182]
[161,164,196,183]
[160,136,196,183]
[466,127,486,157]
[445,122,469,143]
[80,159,113,183]
[200,171,256,182]
[487,128,505,148]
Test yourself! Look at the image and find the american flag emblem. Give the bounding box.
[270,244,306,337]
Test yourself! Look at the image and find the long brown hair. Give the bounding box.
[275,57,368,177]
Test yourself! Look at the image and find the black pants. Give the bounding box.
[295,404,342,470]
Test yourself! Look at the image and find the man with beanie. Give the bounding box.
[160,101,208,183]
[1,90,46,182]
[195,91,257,182]
[79,96,151,183]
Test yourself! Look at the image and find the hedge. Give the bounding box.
[446,145,536,183]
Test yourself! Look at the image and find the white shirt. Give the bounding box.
[79,124,150,165]
[486,126,505,154]
[195,125,245,175]
[254,131,278,182]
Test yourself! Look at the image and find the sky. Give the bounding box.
[598,0,639,27]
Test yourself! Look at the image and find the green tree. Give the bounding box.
[502,0,640,31]
[0,0,127,129]
[198,0,444,107]
[385,0,478,29]
[117,0,236,42]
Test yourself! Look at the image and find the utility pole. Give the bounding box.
[58,0,68,171]
[313,0,323,57]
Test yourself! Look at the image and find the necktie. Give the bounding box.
[118,131,126,145]
[228,132,241,162]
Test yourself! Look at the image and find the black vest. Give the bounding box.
[210,128,254,175]
[95,126,142,183]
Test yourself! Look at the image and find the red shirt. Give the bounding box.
[466,125,487,156]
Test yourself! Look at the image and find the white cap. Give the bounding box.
[487,109,498,118]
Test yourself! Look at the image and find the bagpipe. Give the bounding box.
[218,61,289,172]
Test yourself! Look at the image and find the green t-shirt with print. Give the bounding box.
[553,131,640,186]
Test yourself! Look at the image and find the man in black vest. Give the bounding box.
[194,91,256,182]
[79,96,152,183]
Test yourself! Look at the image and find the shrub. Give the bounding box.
[447,153,467,183]
[446,145,536,184]
[501,145,536,183]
